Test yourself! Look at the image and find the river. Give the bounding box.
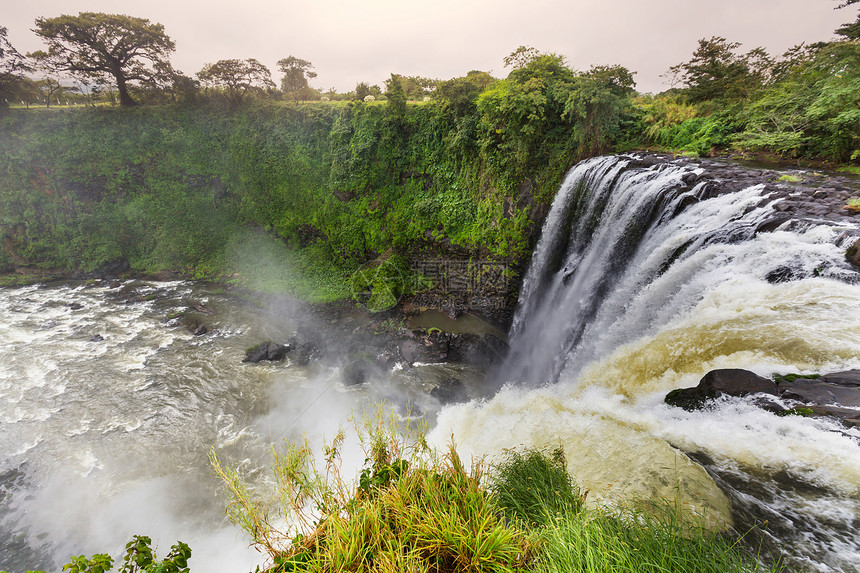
[2,155,860,572]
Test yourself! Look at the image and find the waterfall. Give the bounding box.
[431,154,860,572]
[505,154,857,386]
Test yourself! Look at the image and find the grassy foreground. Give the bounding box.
[206,415,783,573]
[8,414,784,573]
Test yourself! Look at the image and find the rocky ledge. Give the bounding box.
[666,368,860,428]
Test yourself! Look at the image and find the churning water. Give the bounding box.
[0,281,467,572]
[2,155,859,572]
[431,155,860,571]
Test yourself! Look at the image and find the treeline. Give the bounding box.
[0,6,858,299]
[0,43,646,295]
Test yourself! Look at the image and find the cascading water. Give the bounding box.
[431,155,860,571]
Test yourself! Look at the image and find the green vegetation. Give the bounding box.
[208,415,783,573]
[1,535,190,573]
[2,5,858,300]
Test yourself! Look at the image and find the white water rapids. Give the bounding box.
[432,156,860,571]
[1,155,859,572]
[0,281,470,572]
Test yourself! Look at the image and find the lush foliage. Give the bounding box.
[0,535,190,573]
[641,12,860,164]
[209,417,783,573]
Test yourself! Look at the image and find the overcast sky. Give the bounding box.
[4,0,855,94]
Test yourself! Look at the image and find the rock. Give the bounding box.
[447,333,509,368]
[68,302,84,311]
[180,314,208,336]
[94,258,130,278]
[666,368,860,429]
[665,369,777,411]
[88,334,104,342]
[243,341,290,363]
[398,330,450,364]
[778,371,860,409]
[291,341,321,366]
[342,357,376,386]
[847,239,860,269]
[430,378,469,405]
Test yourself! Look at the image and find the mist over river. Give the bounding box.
[2,156,860,572]
[0,281,473,572]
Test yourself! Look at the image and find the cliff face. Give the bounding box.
[405,154,860,329]
[1,103,858,326]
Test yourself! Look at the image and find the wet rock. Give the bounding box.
[447,333,509,368]
[342,357,377,386]
[778,371,860,409]
[667,368,860,428]
[291,341,321,366]
[88,334,104,342]
[68,302,84,311]
[243,341,290,363]
[430,378,468,405]
[179,314,209,336]
[398,329,450,364]
[665,369,777,411]
[93,258,130,278]
[847,239,860,269]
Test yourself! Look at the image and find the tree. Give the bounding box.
[197,58,274,106]
[384,73,407,119]
[30,12,175,107]
[9,77,41,108]
[669,37,770,102]
[0,26,33,108]
[836,14,860,39]
[563,65,637,155]
[503,46,541,69]
[277,56,316,102]
[37,76,67,107]
[355,81,372,101]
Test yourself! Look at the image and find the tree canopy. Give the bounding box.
[30,12,175,107]
[668,37,770,102]
[277,56,316,102]
[0,26,33,107]
[197,58,274,106]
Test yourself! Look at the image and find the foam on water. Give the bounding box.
[434,155,860,571]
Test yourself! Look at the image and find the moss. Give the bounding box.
[776,174,803,183]
[776,407,815,418]
[773,373,821,384]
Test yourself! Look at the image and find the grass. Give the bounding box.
[776,174,802,183]
[210,412,785,573]
[533,505,779,573]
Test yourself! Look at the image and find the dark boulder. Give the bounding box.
[180,314,209,336]
[846,239,860,269]
[665,369,777,411]
[243,341,290,363]
[447,334,509,368]
[291,341,321,366]
[666,368,860,428]
[430,378,469,405]
[68,302,84,311]
[399,330,450,364]
[778,370,860,412]
[342,357,377,386]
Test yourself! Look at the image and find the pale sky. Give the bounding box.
[3,0,855,94]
